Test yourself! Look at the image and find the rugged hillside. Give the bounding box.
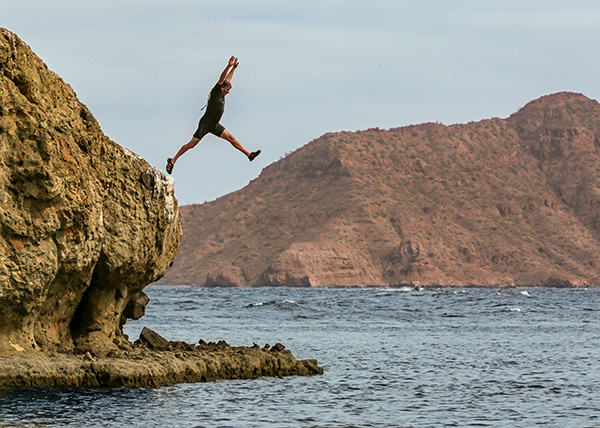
[162,92,600,287]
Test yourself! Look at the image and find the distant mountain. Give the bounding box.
[161,92,600,287]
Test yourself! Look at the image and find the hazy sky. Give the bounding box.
[4,1,600,205]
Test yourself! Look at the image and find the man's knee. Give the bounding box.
[185,138,200,149]
[225,133,240,145]
[220,129,232,141]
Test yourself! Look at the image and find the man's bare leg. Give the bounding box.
[166,137,201,174]
[172,137,201,165]
[220,129,251,157]
[219,129,261,161]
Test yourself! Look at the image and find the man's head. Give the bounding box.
[222,81,232,95]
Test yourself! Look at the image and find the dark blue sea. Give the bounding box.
[2,286,600,428]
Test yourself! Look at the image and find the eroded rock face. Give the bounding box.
[0,29,181,354]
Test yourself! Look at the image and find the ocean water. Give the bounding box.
[1,286,600,428]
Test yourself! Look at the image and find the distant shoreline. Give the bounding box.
[152,283,599,289]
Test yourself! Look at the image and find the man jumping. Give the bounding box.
[166,56,261,174]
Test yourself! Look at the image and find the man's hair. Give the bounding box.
[223,81,232,89]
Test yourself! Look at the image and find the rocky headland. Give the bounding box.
[164,92,600,288]
[0,28,322,387]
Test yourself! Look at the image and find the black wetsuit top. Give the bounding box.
[203,82,226,124]
[193,82,227,139]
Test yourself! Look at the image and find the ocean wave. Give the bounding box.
[246,299,302,309]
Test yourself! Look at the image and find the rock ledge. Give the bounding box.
[0,330,323,388]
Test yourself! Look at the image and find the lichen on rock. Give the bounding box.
[0,28,182,355]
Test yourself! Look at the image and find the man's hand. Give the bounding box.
[219,57,239,85]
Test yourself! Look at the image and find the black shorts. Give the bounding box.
[193,120,225,140]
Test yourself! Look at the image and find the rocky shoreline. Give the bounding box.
[0,328,323,388]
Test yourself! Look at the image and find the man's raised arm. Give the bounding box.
[218,56,239,85]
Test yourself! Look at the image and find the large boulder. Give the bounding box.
[0,28,181,354]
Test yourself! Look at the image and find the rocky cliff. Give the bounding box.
[0,29,322,387]
[0,28,182,354]
[163,92,600,288]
